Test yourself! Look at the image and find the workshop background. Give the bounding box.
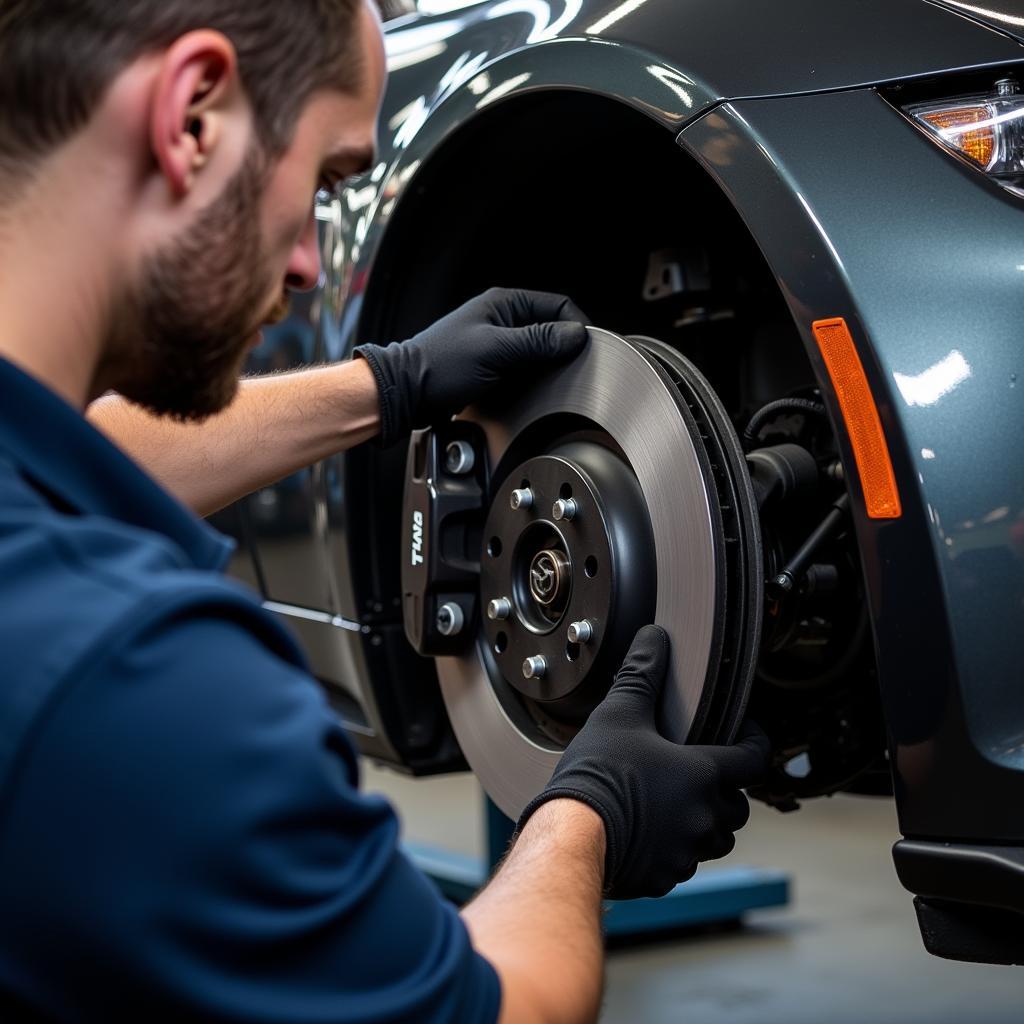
[367,766,1022,1024]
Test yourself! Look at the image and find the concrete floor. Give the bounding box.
[363,762,1023,1024]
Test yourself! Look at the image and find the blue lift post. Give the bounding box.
[407,796,789,938]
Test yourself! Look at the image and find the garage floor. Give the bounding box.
[363,763,1023,1024]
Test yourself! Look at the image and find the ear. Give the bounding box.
[149,30,240,199]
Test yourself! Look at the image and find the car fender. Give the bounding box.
[678,87,1024,842]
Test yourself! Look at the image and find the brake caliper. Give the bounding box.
[401,425,488,656]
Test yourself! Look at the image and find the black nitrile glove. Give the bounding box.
[517,625,772,900]
[354,287,588,446]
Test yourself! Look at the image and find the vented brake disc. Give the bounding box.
[435,328,761,820]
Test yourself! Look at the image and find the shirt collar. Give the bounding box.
[0,356,234,571]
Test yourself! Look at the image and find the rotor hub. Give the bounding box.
[480,446,654,723]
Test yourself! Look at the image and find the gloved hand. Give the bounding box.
[517,625,771,900]
[354,287,588,446]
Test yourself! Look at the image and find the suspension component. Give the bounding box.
[769,493,851,597]
[746,444,819,510]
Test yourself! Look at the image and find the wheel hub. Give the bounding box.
[480,444,655,727]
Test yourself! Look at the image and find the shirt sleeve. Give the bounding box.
[0,598,501,1023]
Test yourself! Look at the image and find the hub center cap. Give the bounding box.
[529,549,568,607]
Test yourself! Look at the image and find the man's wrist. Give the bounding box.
[351,344,405,445]
[517,797,606,863]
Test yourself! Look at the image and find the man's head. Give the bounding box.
[0,0,386,419]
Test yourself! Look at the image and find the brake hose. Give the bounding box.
[742,398,827,451]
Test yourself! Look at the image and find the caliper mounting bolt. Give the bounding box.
[522,655,547,679]
[444,440,476,475]
[487,597,512,621]
[551,498,578,522]
[567,620,594,644]
[510,488,534,511]
[436,602,465,637]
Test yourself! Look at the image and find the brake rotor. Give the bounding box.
[436,328,762,820]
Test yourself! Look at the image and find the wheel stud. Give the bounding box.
[522,655,547,679]
[552,498,578,522]
[567,620,594,644]
[511,488,534,511]
[487,597,512,621]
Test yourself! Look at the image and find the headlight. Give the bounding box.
[902,75,1024,196]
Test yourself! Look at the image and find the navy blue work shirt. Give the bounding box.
[0,357,500,1022]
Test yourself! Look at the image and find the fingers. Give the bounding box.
[713,719,773,789]
[719,789,751,834]
[546,292,591,326]
[607,625,670,707]
[705,829,737,863]
[485,287,591,327]
[504,320,588,363]
[697,794,748,863]
[735,718,770,747]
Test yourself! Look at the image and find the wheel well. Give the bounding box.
[362,91,801,398]
[351,89,890,801]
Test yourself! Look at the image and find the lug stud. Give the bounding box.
[511,488,534,510]
[567,620,594,644]
[444,440,475,475]
[522,655,547,679]
[436,602,465,637]
[487,597,512,621]
[551,498,578,522]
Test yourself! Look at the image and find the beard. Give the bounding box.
[107,142,284,423]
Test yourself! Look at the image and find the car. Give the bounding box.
[224,0,1024,966]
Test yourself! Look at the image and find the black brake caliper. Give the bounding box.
[401,424,488,656]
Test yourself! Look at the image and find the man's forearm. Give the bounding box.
[88,359,380,516]
[462,799,606,1024]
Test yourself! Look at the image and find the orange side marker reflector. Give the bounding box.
[812,318,902,520]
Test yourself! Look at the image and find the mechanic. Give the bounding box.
[0,1,770,1021]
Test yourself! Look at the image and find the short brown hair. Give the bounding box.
[0,0,364,191]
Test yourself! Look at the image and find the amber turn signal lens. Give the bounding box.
[812,318,901,520]
[920,105,996,169]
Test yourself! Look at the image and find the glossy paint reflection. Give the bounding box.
[242,289,326,608]
[485,0,583,41]
[585,0,651,35]
[893,350,972,407]
[224,193,357,614]
[936,0,1024,33]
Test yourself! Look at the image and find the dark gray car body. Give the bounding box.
[226,0,1024,961]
